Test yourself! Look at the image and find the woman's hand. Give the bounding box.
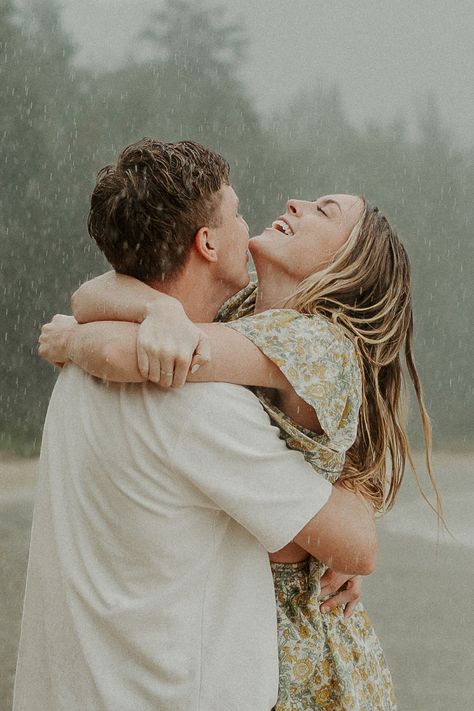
[38,314,77,367]
[319,569,362,618]
[137,300,211,388]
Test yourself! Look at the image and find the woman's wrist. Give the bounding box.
[143,293,186,322]
[66,324,81,363]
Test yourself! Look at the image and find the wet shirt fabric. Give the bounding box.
[13,367,333,711]
[218,283,397,711]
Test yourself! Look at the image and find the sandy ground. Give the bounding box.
[1,452,473,711]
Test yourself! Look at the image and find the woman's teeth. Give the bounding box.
[271,219,293,236]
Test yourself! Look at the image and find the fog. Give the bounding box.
[3,0,471,459]
[1,1,473,708]
[58,0,474,146]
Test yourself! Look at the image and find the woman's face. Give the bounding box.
[249,194,364,283]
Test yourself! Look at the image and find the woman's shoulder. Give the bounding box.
[226,307,361,443]
[237,308,357,359]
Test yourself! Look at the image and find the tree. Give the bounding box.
[1,0,470,451]
[0,0,102,450]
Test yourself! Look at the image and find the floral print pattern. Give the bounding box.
[272,560,396,710]
[217,284,396,710]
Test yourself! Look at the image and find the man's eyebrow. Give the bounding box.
[321,198,342,213]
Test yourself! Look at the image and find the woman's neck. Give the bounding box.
[253,265,299,314]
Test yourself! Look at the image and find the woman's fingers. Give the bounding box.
[319,569,350,598]
[172,354,193,388]
[137,322,210,389]
[189,333,212,377]
[137,343,151,380]
[320,577,362,617]
[170,332,211,388]
[136,302,207,386]
[320,586,357,614]
[157,355,175,388]
[344,597,360,618]
[343,577,362,618]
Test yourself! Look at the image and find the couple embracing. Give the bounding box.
[14,138,436,710]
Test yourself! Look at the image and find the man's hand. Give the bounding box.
[38,314,77,367]
[137,300,211,388]
[319,569,362,618]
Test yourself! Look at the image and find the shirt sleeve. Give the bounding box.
[165,382,332,553]
[225,309,361,447]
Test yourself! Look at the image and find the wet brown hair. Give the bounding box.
[88,138,230,282]
[289,200,442,517]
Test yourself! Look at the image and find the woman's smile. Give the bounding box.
[271,218,294,236]
[250,194,365,288]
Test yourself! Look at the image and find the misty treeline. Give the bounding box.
[1,0,472,454]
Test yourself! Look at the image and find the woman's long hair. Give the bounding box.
[288,198,442,516]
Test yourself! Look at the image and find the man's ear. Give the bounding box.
[194,226,218,263]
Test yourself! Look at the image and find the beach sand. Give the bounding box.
[1,453,473,711]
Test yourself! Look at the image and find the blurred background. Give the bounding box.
[1,1,472,709]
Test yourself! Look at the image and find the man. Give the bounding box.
[14,139,376,710]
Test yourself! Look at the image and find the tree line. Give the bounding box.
[1,0,471,453]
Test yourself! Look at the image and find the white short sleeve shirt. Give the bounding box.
[13,366,331,711]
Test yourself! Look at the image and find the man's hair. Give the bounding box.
[87,138,230,282]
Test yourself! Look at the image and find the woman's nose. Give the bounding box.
[287,199,303,216]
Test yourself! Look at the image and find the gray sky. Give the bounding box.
[57,0,474,146]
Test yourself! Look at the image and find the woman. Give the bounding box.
[43,193,440,710]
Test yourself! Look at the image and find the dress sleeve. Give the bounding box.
[215,279,258,323]
[225,309,361,446]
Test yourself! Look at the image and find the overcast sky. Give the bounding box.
[56,0,474,147]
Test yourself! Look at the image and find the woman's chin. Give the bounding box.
[249,229,283,255]
[249,249,287,281]
[248,237,269,265]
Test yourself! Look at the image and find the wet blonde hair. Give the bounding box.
[288,198,442,516]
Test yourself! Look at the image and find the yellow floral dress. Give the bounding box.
[217,283,396,711]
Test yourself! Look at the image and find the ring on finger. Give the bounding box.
[160,370,174,377]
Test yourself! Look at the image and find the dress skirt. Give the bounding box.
[271,559,397,711]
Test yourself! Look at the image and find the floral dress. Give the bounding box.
[217,283,396,711]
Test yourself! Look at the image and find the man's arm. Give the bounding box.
[294,485,377,575]
[170,382,376,577]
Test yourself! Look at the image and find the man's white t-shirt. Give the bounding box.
[13,366,331,711]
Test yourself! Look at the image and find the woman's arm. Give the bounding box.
[71,271,165,323]
[137,306,322,430]
[42,316,290,390]
[71,272,288,390]
[67,273,320,429]
[72,272,286,389]
[39,312,321,430]
[38,316,144,382]
[70,271,211,382]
